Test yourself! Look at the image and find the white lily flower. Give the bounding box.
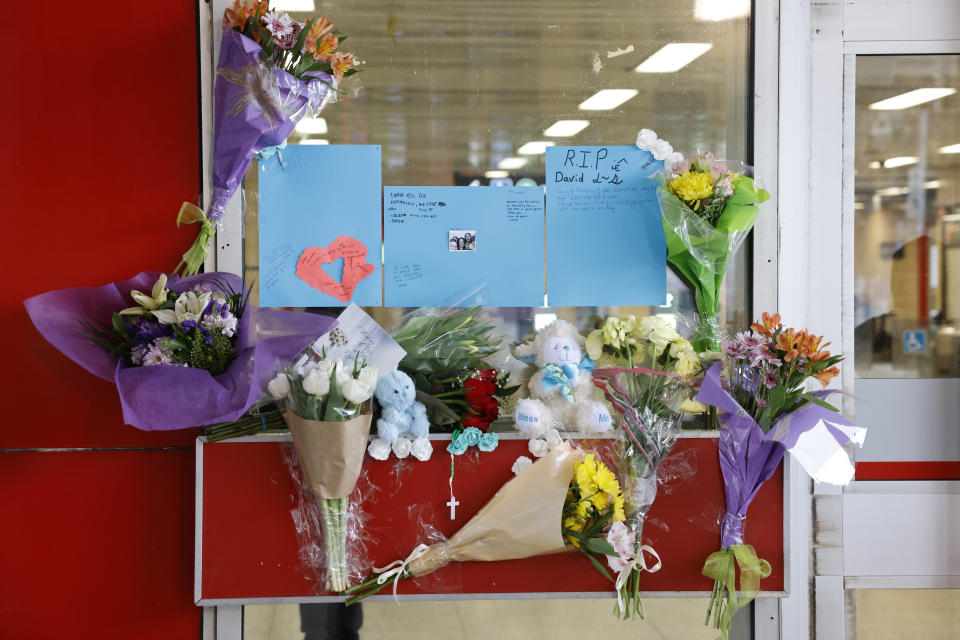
[152,290,212,325]
[119,274,170,316]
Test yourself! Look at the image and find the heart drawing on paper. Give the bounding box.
[296,236,375,303]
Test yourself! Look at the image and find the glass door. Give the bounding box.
[843,51,960,640]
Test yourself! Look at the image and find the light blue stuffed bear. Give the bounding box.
[367,369,433,461]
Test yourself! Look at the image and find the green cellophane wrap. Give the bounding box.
[658,176,770,353]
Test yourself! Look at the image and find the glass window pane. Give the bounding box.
[240,0,752,345]
[851,589,960,639]
[854,54,960,379]
[242,599,747,639]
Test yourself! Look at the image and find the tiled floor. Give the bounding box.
[854,589,960,640]
[244,598,732,639]
[244,590,960,639]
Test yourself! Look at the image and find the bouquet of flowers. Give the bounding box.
[268,353,377,592]
[24,271,335,429]
[645,128,770,355]
[697,313,866,638]
[177,1,361,275]
[587,314,701,618]
[343,443,632,603]
[392,306,517,429]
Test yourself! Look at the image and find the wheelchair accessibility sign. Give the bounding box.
[903,329,927,354]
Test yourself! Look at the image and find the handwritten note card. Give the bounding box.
[258,145,382,307]
[384,186,544,307]
[310,304,406,380]
[545,146,666,306]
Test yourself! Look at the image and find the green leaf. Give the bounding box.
[323,363,346,421]
[584,552,615,582]
[293,17,315,55]
[800,393,839,412]
[584,537,618,556]
[111,313,129,337]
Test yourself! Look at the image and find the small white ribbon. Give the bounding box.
[614,544,662,615]
[373,543,431,603]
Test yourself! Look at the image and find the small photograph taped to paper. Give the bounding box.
[449,230,477,252]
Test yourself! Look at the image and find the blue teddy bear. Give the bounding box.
[367,369,433,461]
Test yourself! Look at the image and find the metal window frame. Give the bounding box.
[196,0,786,636]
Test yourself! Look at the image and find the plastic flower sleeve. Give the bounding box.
[176,27,336,276]
[23,271,337,430]
[658,169,770,353]
[696,361,864,637]
[592,367,692,617]
[344,443,577,603]
[284,443,373,594]
[388,284,515,429]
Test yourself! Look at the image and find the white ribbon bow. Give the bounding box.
[373,543,431,603]
[614,544,662,615]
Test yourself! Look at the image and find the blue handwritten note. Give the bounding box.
[258,145,382,307]
[545,146,666,306]
[384,186,544,307]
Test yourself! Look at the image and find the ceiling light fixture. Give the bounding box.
[635,43,713,73]
[869,88,956,110]
[694,0,750,21]
[882,156,918,168]
[875,186,909,197]
[484,170,509,179]
[295,117,328,135]
[517,141,555,155]
[543,120,590,137]
[939,143,960,154]
[578,89,638,111]
[270,0,316,11]
[498,157,529,170]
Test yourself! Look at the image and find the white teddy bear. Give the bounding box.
[512,319,613,439]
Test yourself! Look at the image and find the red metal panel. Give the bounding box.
[855,460,960,480]
[0,450,201,639]
[2,2,201,449]
[200,438,784,599]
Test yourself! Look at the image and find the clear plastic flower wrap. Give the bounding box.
[389,286,518,431]
[177,2,362,275]
[656,152,770,354]
[283,443,374,593]
[269,349,378,592]
[343,443,634,610]
[592,367,694,618]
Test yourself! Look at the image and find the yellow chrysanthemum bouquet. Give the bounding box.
[586,314,702,618]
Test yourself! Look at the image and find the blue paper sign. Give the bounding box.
[545,146,666,306]
[258,145,382,307]
[384,186,545,307]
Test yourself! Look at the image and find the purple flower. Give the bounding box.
[763,368,778,389]
[749,346,782,369]
[756,397,769,408]
[134,320,173,346]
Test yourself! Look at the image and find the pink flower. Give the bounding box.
[261,11,293,37]
[605,521,636,573]
[763,368,778,389]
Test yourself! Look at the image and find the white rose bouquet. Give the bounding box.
[587,315,702,618]
[268,353,377,592]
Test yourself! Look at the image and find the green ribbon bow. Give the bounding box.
[174,202,214,277]
[702,544,772,639]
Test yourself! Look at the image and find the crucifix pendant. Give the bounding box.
[446,497,460,520]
